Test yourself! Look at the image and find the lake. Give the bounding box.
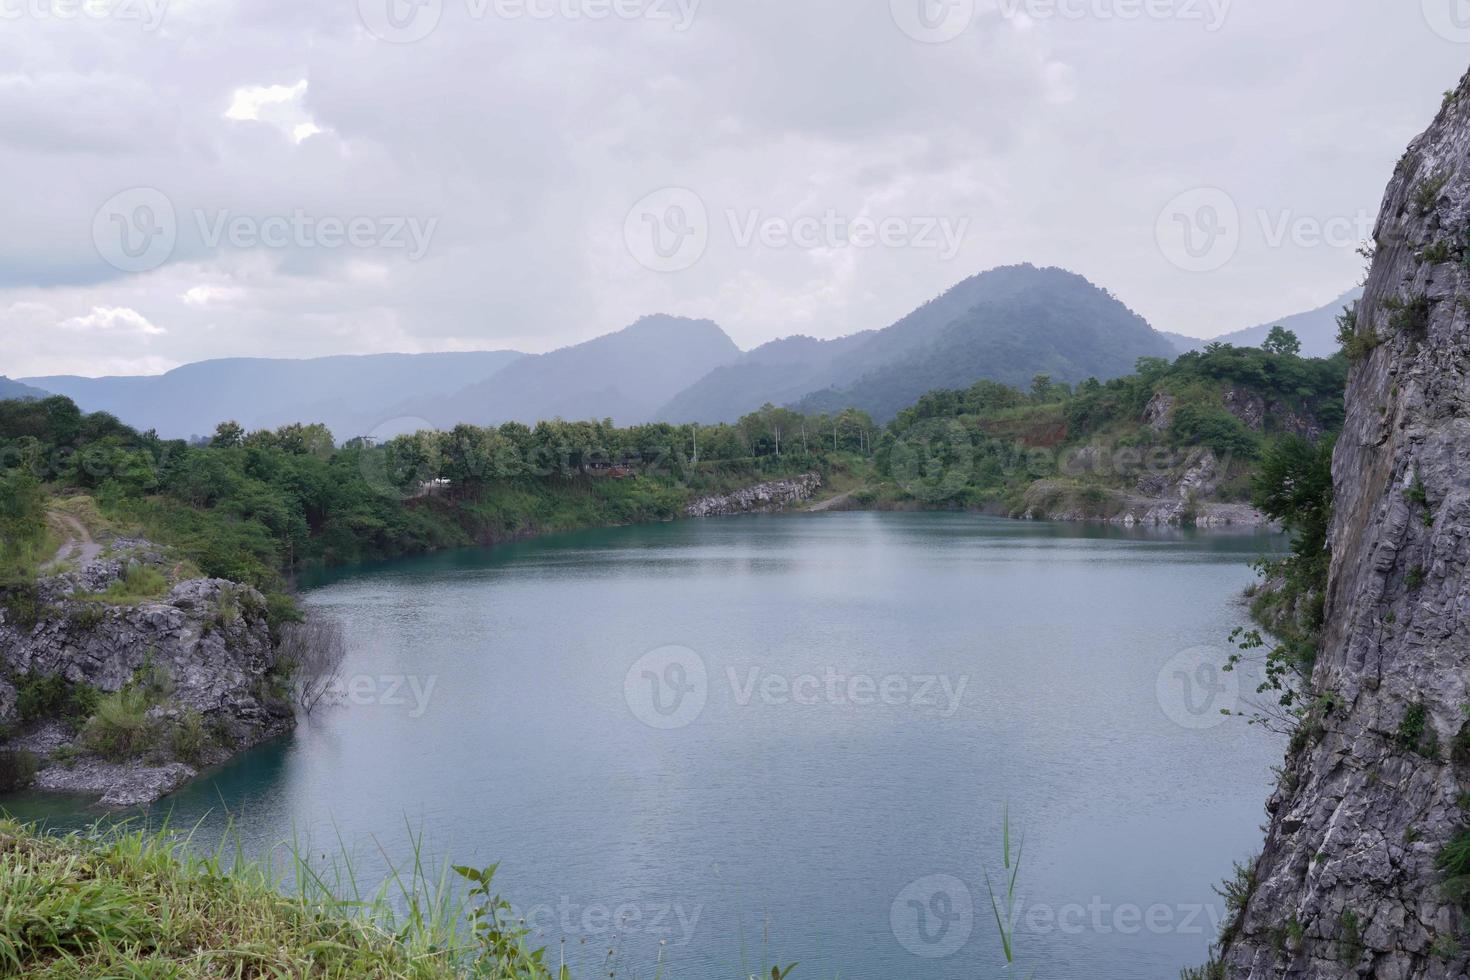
[6,512,1286,979]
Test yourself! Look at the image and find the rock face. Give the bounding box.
[1143,391,1177,431]
[0,576,293,807]
[685,473,823,518]
[1221,75,1470,977]
[1022,448,1273,527]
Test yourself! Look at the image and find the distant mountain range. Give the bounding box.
[11,268,1358,439]
[25,352,522,441]
[1163,288,1362,359]
[0,377,50,401]
[407,314,739,431]
[666,265,1176,424]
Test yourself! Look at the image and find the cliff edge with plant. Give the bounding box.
[1216,72,1470,977]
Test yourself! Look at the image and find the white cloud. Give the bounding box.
[181,284,245,307]
[225,79,324,144]
[0,2,1461,376]
[58,307,166,336]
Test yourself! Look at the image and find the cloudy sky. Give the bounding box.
[2,0,1466,377]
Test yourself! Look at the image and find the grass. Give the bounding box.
[982,806,1023,967]
[0,819,473,979]
[78,688,155,762]
[99,565,170,604]
[0,819,811,979]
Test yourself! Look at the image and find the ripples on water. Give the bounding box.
[8,513,1287,980]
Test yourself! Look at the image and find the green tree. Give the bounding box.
[211,421,246,448]
[1262,326,1302,357]
[0,469,46,563]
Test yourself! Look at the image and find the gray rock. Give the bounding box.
[685,473,823,518]
[1225,388,1267,432]
[1221,71,1470,979]
[33,757,198,808]
[1142,391,1177,431]
[0,575,294,807]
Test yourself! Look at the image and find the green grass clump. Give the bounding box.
[78,688,154,762]
[100,565,169,604]
[0,820,471,979]
[1415,170,1452,215]
[1397,703,1439,758]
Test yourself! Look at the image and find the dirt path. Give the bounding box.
[41,513,102,572]
[807,489,857,513]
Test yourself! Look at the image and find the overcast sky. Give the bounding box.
[2,0,1466,377]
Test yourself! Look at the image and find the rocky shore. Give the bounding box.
[0,546,293,808]
[685,473,823,517]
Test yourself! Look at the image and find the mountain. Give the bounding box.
[24,351,523,441]
[1166,287,1363,358]
[660,265,1177,424]
[420,315,740,428]
[0,377,50,401]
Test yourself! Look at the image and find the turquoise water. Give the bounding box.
[6,513,1287,979]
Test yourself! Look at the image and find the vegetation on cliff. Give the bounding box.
[865,337,1346,518]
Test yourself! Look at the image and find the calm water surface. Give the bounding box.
[8,513,1287,979]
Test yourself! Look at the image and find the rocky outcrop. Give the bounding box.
[685,473,823,518]
[1143,391,1177,431]
[1221,73,1470,978]
[1,566,293,807]
[1023,448,1272,527]
[1225,388,1268,432]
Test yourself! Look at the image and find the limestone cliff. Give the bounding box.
[0,556,293,807]
[1221,74,1470,977]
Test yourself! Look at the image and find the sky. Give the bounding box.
[2,0,1467,378]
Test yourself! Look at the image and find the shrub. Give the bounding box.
[168,710,211,766]
[1398,703,1439,758]
[80,688,156,762]
[275,616,347,716]
[1338,909,1364,963]
[15,674,100,730]
[0,582,46,631]
[0,750,38,792]
[1386,294,1432,344]
[1415,170,1452,215]
[1213,857,1258,948]
[1169,405,1260,460]
[102,565,169,604]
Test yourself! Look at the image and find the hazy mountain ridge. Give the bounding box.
[794,266,1177,421]
[24,351,523,441]
[0,377,50,401]
[661,265,1177,424]
[12,268,1355,438]
[1165,287,1362,358]
[416,314,741,428]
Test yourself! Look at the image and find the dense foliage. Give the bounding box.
[0,396,872,595]
[870,340,1348,514]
